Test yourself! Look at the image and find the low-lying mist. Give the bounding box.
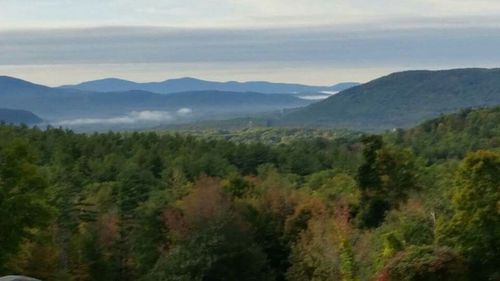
[52,108,193,128]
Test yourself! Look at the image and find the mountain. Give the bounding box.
[0,76,312,122]
[281,68,500,130]
[0,108,42,124]
[0,75,58,96]
[61,77,359,94]
[60,78,140,92]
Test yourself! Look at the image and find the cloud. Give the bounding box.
[1,1,499,85]
[2,23,500,85]
[54,108,194,127]
[2,0,500,28]
[2,24,500,67]
[177,108,193,116]
[55,110,174,126]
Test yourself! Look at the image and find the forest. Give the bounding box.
[0,107,499,281]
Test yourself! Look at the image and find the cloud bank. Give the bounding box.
[55,109,191,126]
[2,0,500,84]
[2,22,500,84]
[1,24,499,66]
[2,0,500,28]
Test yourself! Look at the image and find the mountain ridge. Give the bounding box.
[0,76,312,121]
[280,68,500,130]
[60,77,359,94]
[0,108,43,124]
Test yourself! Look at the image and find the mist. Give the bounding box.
[53,108,192,127]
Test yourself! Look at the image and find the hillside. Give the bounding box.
[0,108,42,124]
[61,77,359,94]
[281,68,500,130]
[390,106,500,162]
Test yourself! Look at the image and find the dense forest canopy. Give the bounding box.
[0,106,499,281]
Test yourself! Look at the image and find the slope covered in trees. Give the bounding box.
[390,106,500,162]
[0,106,498,280]
[0,108,42,124]
[281,68,500,130]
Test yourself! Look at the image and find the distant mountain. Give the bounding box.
[0,108,42,124]
[61,78,140,92]
[0,76,57,96]
[61,77,359,94]
[0,76,312,122]
[281,68,500,130]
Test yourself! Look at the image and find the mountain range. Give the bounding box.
[2,68,500,131]
[0,76,312,123]
[281,68,500,130]
[61,77,359,94]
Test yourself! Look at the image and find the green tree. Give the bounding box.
[356,136,417,228]
[0,140,52,272]
[437,150,500,280]
[115,163,158,280]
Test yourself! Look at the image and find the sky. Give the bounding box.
[1,0,500,86]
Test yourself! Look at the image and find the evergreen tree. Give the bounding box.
[0,140,52,272]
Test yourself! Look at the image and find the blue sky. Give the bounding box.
[1,0,500,85]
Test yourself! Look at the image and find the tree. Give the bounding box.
[437,150,500,280]
[287,206,356,281]
[0,140,52,272]
[115,163,158,280]
[356,136,417,228]
[147,177,272,281]
[287,217,342,281]
[376,246,466,281]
